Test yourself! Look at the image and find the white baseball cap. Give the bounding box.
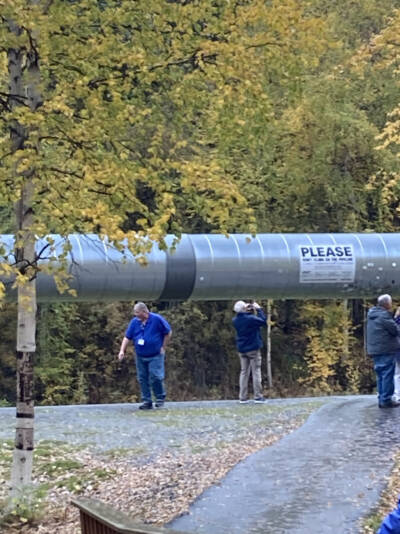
[233,300,247,313]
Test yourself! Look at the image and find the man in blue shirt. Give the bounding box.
[118,302,172,410]
[232,300,267,404]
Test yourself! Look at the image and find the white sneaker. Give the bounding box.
[239,399,250,404]
[254,397,267,403]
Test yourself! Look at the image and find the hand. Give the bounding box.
[160,347,166,355]
[253,302,261,309]
[118,351,125,361]
[395,307,400,318]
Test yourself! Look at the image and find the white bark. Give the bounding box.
[8,13,40,492]
[10,215,37,495]
[10,420,34,491]
[17,261,37,354]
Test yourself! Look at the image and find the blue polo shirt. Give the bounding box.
[125,312,171,357]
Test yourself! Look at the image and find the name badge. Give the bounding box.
[138,338,145,346]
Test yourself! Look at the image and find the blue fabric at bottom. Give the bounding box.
[135,353,166,403]
[373,354,396,405]
[378,496,400,533]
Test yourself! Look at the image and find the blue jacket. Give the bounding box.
[378,496,400,533]
[232,309,267,353]
[126,312,171,357]
[366,306,400,356]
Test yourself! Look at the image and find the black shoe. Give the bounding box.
[139,402,153,410]
[155,400,165,408]
[379,401,400,408]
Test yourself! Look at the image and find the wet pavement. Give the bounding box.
[1,396,398,533]
[169,396,400,534]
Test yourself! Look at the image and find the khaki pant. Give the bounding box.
[238,349,262,401]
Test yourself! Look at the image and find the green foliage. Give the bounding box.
[162,301,239,399]
[309,0,400,49]
[0,484,48,527]
[3,0,400,405]
[35,304,78,405]
[363,514,384,533]
[299,301,363,394]
[0,304,17,404]
[350,8,400,231]
[35,302,136,404]
[0,439,115,527]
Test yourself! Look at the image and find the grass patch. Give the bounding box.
[361,450,400,533]
[0,439,116,528]
[36,458,83,476]
[163,401,322,419]
[189,444,209,454]
[138,401,323,433]
[53,468,113,493]
[363,513,384,533]
[0,484,49,527]
[103,446,148,459]
[0,440,13,463]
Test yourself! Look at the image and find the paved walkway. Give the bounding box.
[169,396,400,534]
[1,396,398,533]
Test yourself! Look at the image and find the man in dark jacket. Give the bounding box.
[367,294,400,408]
[232,300,267,404]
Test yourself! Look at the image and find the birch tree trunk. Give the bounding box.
[8,20,41,493]
[11,222,36,493]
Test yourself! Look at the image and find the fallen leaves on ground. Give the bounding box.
[2,412,305,534]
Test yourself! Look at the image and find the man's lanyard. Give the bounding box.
[138,320,147,345]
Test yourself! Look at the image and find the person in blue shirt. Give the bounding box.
[377,496,400,533]
[118,302,172,410]
[232,300,267,404]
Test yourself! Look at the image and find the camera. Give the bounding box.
[246,303,254,312]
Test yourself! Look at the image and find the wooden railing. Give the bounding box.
[71,497,188,534]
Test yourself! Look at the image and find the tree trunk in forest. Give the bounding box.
[11,260,36,492]
[10,178,37,492]
[8,19,41,493]
[10,183,37,493]
[363,299,368,358]
[343,299,349,361]
[266,299,273,389]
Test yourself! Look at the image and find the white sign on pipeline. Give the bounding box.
[299,245,355,283]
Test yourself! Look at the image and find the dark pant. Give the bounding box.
[135,353,166,403]
[373,354,396,406]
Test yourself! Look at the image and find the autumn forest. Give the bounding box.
[2,0,400,406]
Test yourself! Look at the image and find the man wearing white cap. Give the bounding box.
[232,300,267,404]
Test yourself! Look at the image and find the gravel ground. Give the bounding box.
[1,396,397,534]
[0,398,320,533]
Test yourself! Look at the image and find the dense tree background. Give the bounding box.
[2,0,400,405]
